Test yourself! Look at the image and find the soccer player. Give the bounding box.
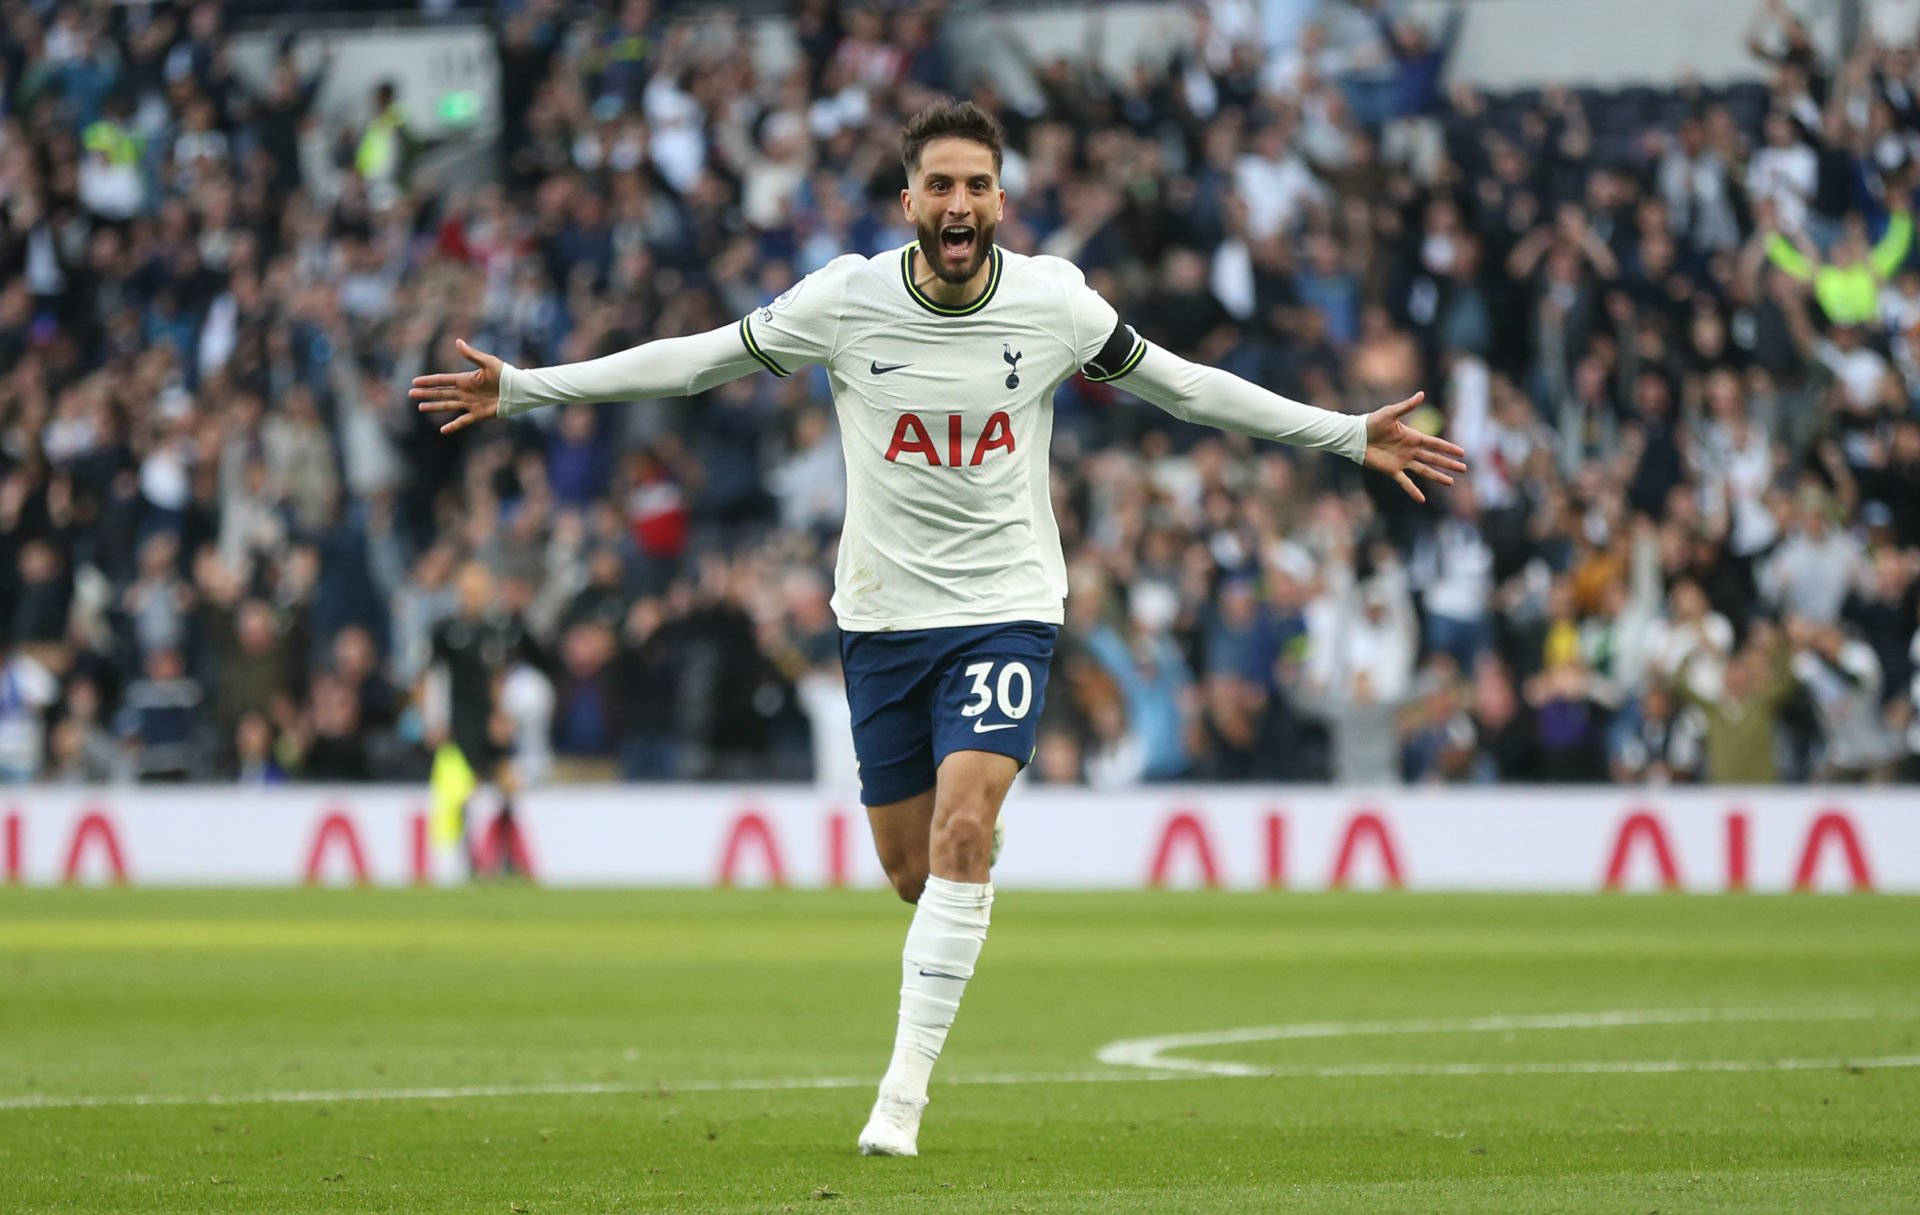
[411,99,1466,1156]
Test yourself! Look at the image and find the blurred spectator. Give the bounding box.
[1761,490,1867,623]
[1609,682,1705,784]
[44,677,128,785]
[0,641,60,783]
[1401,658,1478,782]
[123,533,194,661]
[1413,485,1495,668]
[229,711,288,786]
[424,561,525,780]
[354,81,413,206]
[12,538,72,651]
[331,624,398,734]
[501,656,557,788]
[548,405,611,510]
[1523,659,1613,782]
[213,598,295,741]
[1677,626,1799,783]
[551,618,620,781]
[117,647,203,782]
[1468,654,1540,781]
[1087,584,1197,780]
[294,672,373,782]
[391,544,458,687]
[772,406,848,538]
[613,595,684,780]
[1306,544,1416,706]
[1296,667,1406,786]
[1747,111,1818,238]
[1767,209,1913,327]
[1789,617,1903,780]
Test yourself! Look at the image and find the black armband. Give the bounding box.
[1082,320,1146,382]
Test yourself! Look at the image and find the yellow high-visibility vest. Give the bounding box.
[356,106,406,181]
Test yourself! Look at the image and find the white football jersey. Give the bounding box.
[739,245,1143,633]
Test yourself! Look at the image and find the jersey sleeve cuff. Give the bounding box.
[497,363,525,417]
[1341,414,1368,463]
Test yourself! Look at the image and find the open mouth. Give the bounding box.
[939,224,976,258]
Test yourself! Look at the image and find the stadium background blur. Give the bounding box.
[3,0,1919,796]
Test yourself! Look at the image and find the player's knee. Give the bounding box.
[890,870,926,904]
[875,849,926,903]
[933,804,995,871]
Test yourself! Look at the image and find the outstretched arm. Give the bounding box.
[410,324,761,435]
[1870,209,1913,281]
[1765,229,1818,281]
[1120,340,1467,501]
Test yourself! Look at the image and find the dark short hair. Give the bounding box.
[900,98,1004,180]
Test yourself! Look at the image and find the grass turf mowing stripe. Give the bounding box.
[7,1055,1918,1113]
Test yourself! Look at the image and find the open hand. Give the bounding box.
[1362,392,1468,503]
[410,339,504,435]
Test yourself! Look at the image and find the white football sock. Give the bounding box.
[877,874,993,1103]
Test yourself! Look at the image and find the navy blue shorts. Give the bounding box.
[840,620,1058,806]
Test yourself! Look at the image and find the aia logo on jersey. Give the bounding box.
[885,411,1015,466]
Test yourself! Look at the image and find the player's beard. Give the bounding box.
[915,213,996,285]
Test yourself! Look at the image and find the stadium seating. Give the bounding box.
[0,0,1915,790]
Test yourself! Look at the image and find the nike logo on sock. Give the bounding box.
[870,360,912,375]
[972,721,1017,733]
[917,969,967,980]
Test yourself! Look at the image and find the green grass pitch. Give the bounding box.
[2,887,1917,1213]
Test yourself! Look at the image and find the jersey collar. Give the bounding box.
[900,244,1002,317]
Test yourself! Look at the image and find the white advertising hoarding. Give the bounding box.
[2,786,1913,893]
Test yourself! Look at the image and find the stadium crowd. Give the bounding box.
[2,0,1919,789]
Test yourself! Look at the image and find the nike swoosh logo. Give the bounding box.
[972,721,1018,733]
[918,969,966,980]
[870,361,912,375]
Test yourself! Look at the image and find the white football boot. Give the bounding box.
[857,1090,927,1156]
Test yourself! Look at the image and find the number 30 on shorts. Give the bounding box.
[959,660,1032,720]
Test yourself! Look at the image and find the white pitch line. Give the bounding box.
[1096,1007,1905,1074]
[1246,1056,1920,1078]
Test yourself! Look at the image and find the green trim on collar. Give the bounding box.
[900,244,1002,317]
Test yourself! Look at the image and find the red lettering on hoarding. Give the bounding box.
[826,811,850,888]
[61,810,128,885]
[1329,812,1404,890]
[1793,811,1873,893]
[302,812,370,885]
[1147,811,1220,888]
[410,812,430,886]
[471,812,538,880]
[1263,812,1285,889]
[1725,811,1749,892]
[1602,811,1681,891]
[3,811,19,884]
[716,812,786,887]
